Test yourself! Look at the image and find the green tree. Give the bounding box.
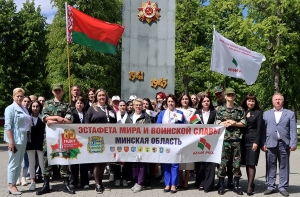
[46,0,123,100]
[0,0,47,114]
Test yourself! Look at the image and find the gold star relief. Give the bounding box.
[138,0,161,24]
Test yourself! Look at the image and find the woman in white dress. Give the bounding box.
[177,93,196,189]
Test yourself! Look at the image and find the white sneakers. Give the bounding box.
[115,180,121,186]
[133,184,142,193]
[83,185,89,189]
[122,180,128,187]
[16,177,21,186]
[109,174,114,182]
[16,177,29,186]
[131,183,138,191]
[29,182,36,191]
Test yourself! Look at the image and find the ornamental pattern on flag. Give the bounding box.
[210,30,266,85]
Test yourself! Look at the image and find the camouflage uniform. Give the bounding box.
[42,99,73,178]
[216,103,246,178]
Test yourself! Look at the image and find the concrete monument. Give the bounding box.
[121,0,175,101]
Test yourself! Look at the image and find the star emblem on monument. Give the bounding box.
[138,0,161,24]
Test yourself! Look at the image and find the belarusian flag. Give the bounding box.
[190,114,201,124]
[66,3,124,55]
[211,29,266,85]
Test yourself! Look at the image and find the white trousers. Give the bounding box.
[27,150,44,179]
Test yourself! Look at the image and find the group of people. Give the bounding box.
[4,84,297,196]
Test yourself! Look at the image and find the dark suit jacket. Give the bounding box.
[72,109,85,124]
[194,109,216,125]
[262,108,297,148]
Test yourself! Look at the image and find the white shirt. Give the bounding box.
[274,108,283,139]
[274,108,283,124]
[202,110,210,124]
[132,113,141,124]
[177,107,195,123]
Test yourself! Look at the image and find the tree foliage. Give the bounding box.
[0,0,47,114]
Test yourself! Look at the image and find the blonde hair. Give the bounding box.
[92,89,110,111]
[13,88,25,96]
[133,98,143,105]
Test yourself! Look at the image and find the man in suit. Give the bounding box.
[261,93,297,196]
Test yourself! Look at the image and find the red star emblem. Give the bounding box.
[138,0,161,24]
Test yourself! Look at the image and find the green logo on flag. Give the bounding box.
[232,58,238,67]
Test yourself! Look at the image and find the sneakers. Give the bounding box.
[133,184,142,193]
[83,185,89,189]
[21,177,29,186]
[115,180,121,186]
[109,174,114,182]
[131,183,138,191]
[16,177,21,186]
[29,182,36,191]
[122,180,128,187]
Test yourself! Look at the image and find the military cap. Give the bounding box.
[213,85,224,94]
[52,83,63,90]
[225,88,235,95]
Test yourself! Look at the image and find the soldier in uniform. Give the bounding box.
[213,85,234,189]
[215,88,246,195]
[36,84,75,195]
[213,85,226,107]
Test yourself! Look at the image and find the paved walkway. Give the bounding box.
[0,144,299,197]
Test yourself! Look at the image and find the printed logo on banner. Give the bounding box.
[110,147,115,152]
[124,146,129,152]
[117,146,122,152]
[152,147,157,153]
[87,136,105,154]
[50,129,84,159]
[197,138,211,150]
[138,146,143,152]
[166,148,170,153]
[159,147,164,153]
[145,147,150,153]
[131,147,136,152]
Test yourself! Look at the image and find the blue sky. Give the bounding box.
[15,0,247,24]
[15,0,57,24]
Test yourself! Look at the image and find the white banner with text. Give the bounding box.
[46,124,225,165]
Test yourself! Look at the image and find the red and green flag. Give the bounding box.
[190,114,200,124]
[66,3,125,55]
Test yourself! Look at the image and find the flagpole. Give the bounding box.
[67,42,71,104]
[65,2,71,104]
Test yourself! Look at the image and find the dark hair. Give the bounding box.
[240,93,261,111]
[126,100,133,106]
[143,98,154,111]
[75,96,86,105]
[166,94,178,107]
[86,88,96,101]
[160,99,167,110]
[177,93,192,108]
[28,101,43,115]
[198,95,214,111]
[23,96,32,102]
[119,100,127,106]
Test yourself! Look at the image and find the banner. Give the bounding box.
[46,124,225,165]
[211,29,266,85]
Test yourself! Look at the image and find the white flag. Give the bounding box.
[211,30,266,85]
